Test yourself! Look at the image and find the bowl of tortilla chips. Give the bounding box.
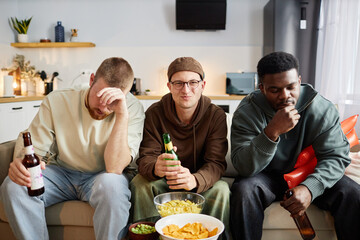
[154,192,205,218]
[155,213,224,240]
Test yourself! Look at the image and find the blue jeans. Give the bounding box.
[0,164,131,240]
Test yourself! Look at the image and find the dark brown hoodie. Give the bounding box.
[137,93,228,193]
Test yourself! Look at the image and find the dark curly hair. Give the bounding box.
[257,52,299,83]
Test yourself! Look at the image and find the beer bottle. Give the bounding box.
[162,133,179,166]
[22,132,45,196]
[285,190,316,240]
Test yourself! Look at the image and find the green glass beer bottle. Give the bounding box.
[163,133,179,166]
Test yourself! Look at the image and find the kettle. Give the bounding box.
[130,78,141,95]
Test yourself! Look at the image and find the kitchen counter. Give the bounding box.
[0,95,45,103]
[0,94,246,103]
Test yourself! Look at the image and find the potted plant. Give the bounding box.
[9,54,40,95]
[9,17,32,43]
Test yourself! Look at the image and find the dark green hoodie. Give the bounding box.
[231,84,350,200]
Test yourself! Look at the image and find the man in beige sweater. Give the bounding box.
[1,57,145,240]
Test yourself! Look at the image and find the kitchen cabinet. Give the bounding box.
[10,42,95,48]
[139,100,158,110]
[211,99,240,114]
[0,100,41,143]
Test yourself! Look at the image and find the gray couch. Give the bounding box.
[1,113,358,239]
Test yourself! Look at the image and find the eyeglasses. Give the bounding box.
[170,80,203,90]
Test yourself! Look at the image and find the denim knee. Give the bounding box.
[1,176,27,202]
[325,175,360,205]
[231,177,261,201]
[92,173,131,202]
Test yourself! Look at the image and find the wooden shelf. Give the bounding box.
[10,42,96,48]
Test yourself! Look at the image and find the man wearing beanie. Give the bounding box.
[130,57,230,238]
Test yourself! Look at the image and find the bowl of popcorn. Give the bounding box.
[155,213,224,240]
[128,221,159,240]
[153,192,205,218]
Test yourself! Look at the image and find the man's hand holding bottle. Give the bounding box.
[8,156,46,188]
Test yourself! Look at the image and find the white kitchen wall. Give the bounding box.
[0,0,268,95]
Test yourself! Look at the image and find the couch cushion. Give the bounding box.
[46,201,94,226]
[0,199,8,223]
[263,202,335,230]
[0,141,15,185]
[345,150,360,184]
[224,113,238,177]
[0,200,94,227]
[351,144,360,152]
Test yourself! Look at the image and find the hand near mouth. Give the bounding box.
[264,105,300,141]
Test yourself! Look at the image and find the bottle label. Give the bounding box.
[24,145,35,155]
[28,165,44,190]
[164,142,179,165]
[165,142,173,152]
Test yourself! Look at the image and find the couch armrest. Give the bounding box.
[0,141,16,185]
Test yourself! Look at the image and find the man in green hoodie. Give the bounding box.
[130,57,230,236]
[230,51,360,240]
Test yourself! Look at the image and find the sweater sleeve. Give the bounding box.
[27,96,56,158]
[231,105,278,177]
[12,96,56,163]
[301,106,350,200]
[193,109,228,193]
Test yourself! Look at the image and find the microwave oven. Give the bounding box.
[226,72,257,95]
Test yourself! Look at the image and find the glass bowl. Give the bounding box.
[153,192,205,218]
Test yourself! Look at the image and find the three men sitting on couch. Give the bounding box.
[1,52,359,240]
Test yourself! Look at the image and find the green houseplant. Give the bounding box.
[11,54,39,80]
[9,54,40,95]
[10,17,32,43]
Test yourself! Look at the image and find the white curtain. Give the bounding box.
[315,0,360,133]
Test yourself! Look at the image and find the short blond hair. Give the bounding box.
[93,57,134,90]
